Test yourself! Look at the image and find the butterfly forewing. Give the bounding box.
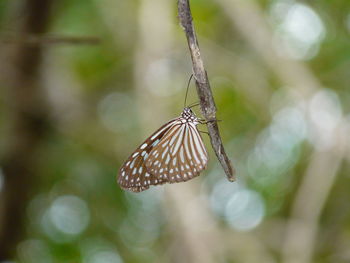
[118,107,209,192]
[118,119,177,192]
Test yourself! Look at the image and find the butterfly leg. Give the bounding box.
[198,118,222,125]
[199,130,210,136]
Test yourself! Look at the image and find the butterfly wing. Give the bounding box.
[118,119,177,192]
[145,119,208,183]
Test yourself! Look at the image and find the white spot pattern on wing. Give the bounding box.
[118,109,209,192]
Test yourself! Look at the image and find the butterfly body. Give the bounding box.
[118,107,208,192]
[181,107,199,123]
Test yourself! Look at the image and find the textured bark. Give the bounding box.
[0,0,53,259]
[177,0,235,181]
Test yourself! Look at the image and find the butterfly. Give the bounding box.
[118,107,208,192]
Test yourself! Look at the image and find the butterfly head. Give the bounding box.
[181,107,198,123]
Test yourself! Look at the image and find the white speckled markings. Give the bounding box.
[118,107,208,192]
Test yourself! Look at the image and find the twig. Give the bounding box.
[177,0,235,181]
[0,34,100,46]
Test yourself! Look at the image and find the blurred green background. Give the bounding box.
[0,0,350,262]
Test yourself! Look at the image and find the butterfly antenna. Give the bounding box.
[184,74,194,107]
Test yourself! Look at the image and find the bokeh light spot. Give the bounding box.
[210,179,240,217]
[119,189,163,248]
[80,238,124,263]
[283,4,324,45]
[272,106,307,145]
[85,251,123,263]
[224,189,265,231]
[248,93,307,187]
[49,195,90,235]
[271,1,325,60]
[308,89,342,150]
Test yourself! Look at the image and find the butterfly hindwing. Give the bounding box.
[145,119,208,183]
[118,107,209,192]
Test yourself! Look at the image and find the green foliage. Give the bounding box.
[1,0,350,262]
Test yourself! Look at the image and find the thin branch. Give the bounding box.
[0,34,100,45]
[177,0,235,181]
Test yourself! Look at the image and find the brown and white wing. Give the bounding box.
[118,119,177,192]
[145,120,208,183]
